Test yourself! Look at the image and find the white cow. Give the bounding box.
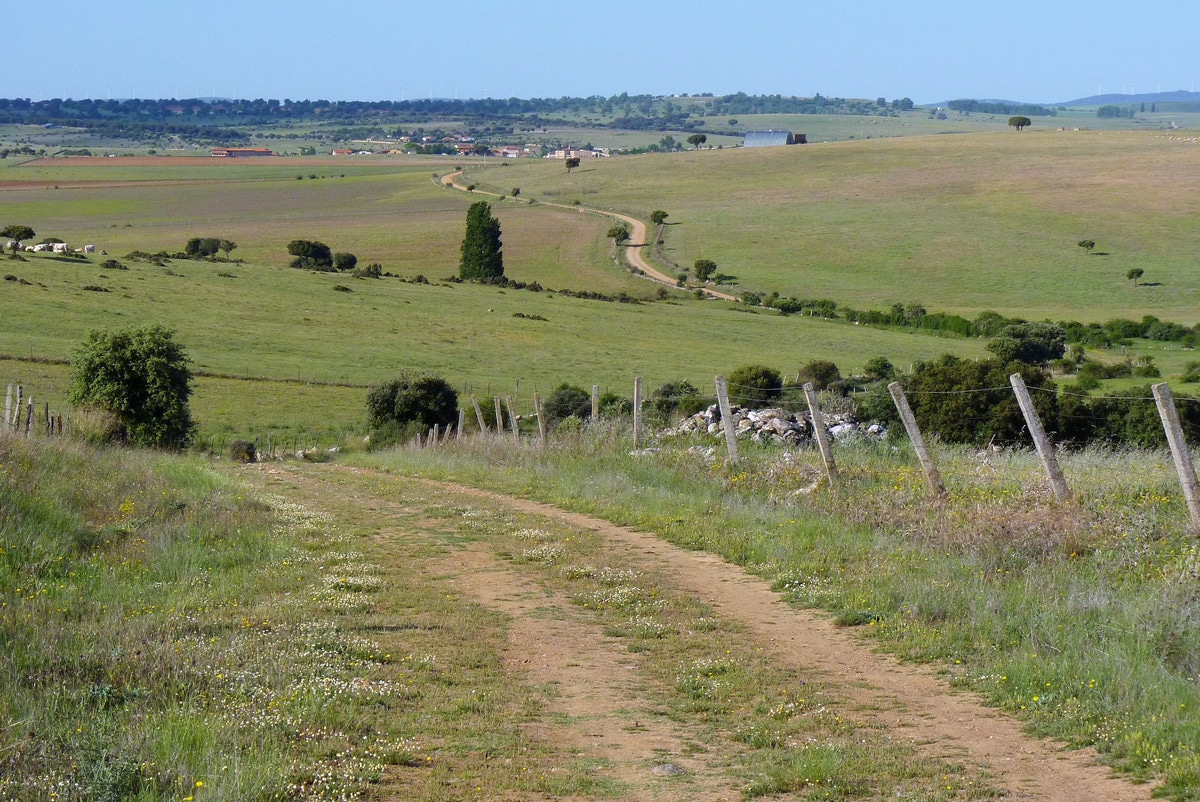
[51,243,69,254]
[83,244,96,254]
[24,246,34,252]
[32,243,51,252]
[3,241,15,251]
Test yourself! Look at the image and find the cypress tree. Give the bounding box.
[459,201,503,280]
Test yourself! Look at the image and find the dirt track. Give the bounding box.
[439,170,738,301]
[258,463,1154,801]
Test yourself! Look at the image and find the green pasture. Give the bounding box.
[0,248,987,443]
[466,129,1200,324]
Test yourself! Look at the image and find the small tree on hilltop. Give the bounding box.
[459,201,503,280]
[565,157,581,172]
[185,237,221,258]
[693,259,717,282]
[687,133,707,149]
[1077,239,1096,254]
[650,210,669,226]
[1008,116,1032,131]
[333,252,358,272]
[1128,268,1145,286]
[68,325,195,449]
[607,224,630,245]
[287,239,333,271]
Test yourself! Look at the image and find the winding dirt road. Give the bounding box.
[256,462,1155,801]
[439,170,738,301]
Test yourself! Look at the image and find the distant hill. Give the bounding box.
[1058,90,1200,106]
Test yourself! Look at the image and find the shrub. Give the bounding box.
[229,439,256,463]
[985,322,1066,365]
[862,356,896,382]
[333,252,357,272]
[68,325,195,449]
[366,374,459,434]
[796,359,842,391]
[287,239,333,271]
[650,380,701,421]
[598,392,632,417]
[353,262,383,278]
[902,355,1055,446]
[543,384,591,423]
[727,365,782,407]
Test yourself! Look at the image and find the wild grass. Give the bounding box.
[351,423,1200,798]
[0,432,588,801]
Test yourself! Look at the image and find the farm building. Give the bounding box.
[209,147,275,157]
[742,131,807,148]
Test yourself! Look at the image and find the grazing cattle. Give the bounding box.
[3,241,16,251]
[51,243,70,254]
[83,244,96,254]
[24,246,34,252]
[73,248,85,254]
[32,244,51,252]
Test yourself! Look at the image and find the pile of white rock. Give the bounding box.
[670,404,886,445]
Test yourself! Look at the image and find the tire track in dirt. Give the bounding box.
[256,463,740,800]
[433,546,739,801]
[418,477,1156,802]
[256,463,1155,800]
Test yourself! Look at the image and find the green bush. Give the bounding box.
[543,384,591,424]
[727,364,782,407]
[366,374,459,434]
[650,380,702,422]
[598,392,632,418]
[902,356,1054,446]
[68,326,195,449]
[796,359,842,391]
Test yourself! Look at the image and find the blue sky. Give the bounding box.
[7,1,1199,104]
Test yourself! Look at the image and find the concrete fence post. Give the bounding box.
[1009,373,1070,501]
[803,383,838,485]
[1152,383,1200,530]
[888,382,946,497]
[714,376,740,464]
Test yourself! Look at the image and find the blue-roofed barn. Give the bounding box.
[742,130,807,148]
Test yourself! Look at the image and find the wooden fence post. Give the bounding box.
[534,393,548,444]
[887,382,946,497]
[633,377,643,447]
[472,397,487,433]
[494,396,505,434]
[1152,383,1200,530]
[592,385,600,421]
[456,409,465,440]
[1009,373,1070,501]
[505,396,520,441]
[714,376,740,464]
[25,399,33,436]
[803,383,838,485]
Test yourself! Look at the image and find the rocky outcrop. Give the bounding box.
[669,404,885,445]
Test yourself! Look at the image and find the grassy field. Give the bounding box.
[6,129,1200,444]
[463,130,1200,323]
